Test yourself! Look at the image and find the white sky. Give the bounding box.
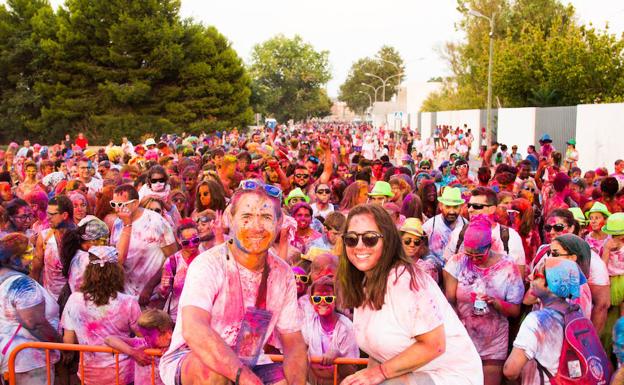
[30,0,624,97]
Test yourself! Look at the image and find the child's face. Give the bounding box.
[139,327,172,349]
[311,287,335,317]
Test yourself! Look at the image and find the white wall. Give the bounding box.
[497,108,536,153]
[420,112,434,139]
[435,109,482,154]
[576,103,624,172]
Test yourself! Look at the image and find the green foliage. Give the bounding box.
[249,34,331,122]
[338,46,405,113]
[0,0,252,144]
[423,0,624,111]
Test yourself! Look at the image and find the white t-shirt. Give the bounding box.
[110,209,176,296]
[159,244,301,385]
[68,250,89,293]
[302,312,359,363]
[353,266,482,385]
[0,273,59,373]
[513,309,564,385]
[41,228,66,300]
[422,214,468,263]
[61,291,141,384]
[311,203,334,219]
[84,177,103,196]
[443,223,526,268]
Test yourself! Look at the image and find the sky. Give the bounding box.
[37,0,624,97]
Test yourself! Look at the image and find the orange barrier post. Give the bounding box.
[6,342,368,385]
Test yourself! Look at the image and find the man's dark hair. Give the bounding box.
[5,198,29,218]
[49,195,74,218]
[471,186,498,206]
[113,184,140,201]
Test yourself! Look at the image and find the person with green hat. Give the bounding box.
[585,202,611,254]
[284,187,310,209]
[367,181,393,205]
[400,218,438,282]
[568,207,588,227]
[564,138,579,170]
[422,186,468,264]
[602,213,624,306]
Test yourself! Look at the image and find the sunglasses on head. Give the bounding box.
[294,274,310,284]
[196,216,212,224]
[180,236,200,247]
[311,295,336,305]
[403,238,422,246]
[110,199,137,209]
[308,156,320,164]
[150,177,166,184]
[239,179,282,200]
[467,203,492,210]
[342,231,384,248]
[316,188,331,195]
[544,223,567,232]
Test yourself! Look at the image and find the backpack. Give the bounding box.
[536,307,612,385]
[455,223,509,255]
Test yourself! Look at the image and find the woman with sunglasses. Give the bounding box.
[303,275,358,385]
[193,180,226,217]
[399,218,438,283]
[528,209,611,333]
[169,189,188,218]
[310,212,346,256]
[140,196,175,229]
[339,204,482,385]
[444,216,524,385]
[159,219,201,322]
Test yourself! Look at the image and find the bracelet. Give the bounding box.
[123,223,132,228]
[235,366,243,385]
[379,363,389,380]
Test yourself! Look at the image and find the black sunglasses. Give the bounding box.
[342,231,384,248]
[316,188,331,195]
[150,177,166,184]
[294,173,310,179]
[467,203,493,210]
[544,223,567,232]
[403,238,422,246]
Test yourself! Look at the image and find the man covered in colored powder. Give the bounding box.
[159,182,307,385]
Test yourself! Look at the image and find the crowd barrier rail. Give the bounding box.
[4,342,369,385]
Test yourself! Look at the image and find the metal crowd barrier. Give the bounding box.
[4,342,369,385]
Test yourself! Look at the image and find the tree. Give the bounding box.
[0,0,57,143]
[248,34,331,122]
[422,0,624,111]
[7,0,252,144]
[338,46,405,114]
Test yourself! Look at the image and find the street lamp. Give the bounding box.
[364,72,404,102]
[361,82,383,102]
[469,8,495,145]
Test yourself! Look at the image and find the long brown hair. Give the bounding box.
[339,181,367,211]
[338,204,422,310]
[95,185,115,219]
[81,256,125,306]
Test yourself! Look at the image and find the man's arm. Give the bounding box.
[318,136,333,185]
[30,233,44,282]
[16,302,60,343]
[181,305,261,384]
[280,331,307,385]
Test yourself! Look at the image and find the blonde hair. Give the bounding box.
[137,309,174,332]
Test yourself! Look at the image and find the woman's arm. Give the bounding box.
[16,303,60,343]
[442,271,458,308]
[341,325,446,385]
[104,335,151,366]
[503,347,529,380]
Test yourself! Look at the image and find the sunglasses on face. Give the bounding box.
[239,179,282,200]
[173,197,186,203]
[110,199,137,209]
[420,166,430,171]
[180,236,200,247]
[149,207,162,214]
[150,177,166,184]
[467,203,493,210]
[311,295,336,305]
[316,188,331,195]
[294,173,310,179]
[550,249,571,257]
[342,231,384,248]
[465,248,490,259]
[544,223,567,232]
[324,225,338,233]
[294,274,310,284]
[403,238,422,246]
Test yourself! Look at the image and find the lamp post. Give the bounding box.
[364,72,404,102]
[360,82,383,102]
[469,9,495,145]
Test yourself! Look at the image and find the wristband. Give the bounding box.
[123,223,132,228]
[235,366,243,385]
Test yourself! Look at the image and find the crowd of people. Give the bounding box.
[0,123,622,385]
